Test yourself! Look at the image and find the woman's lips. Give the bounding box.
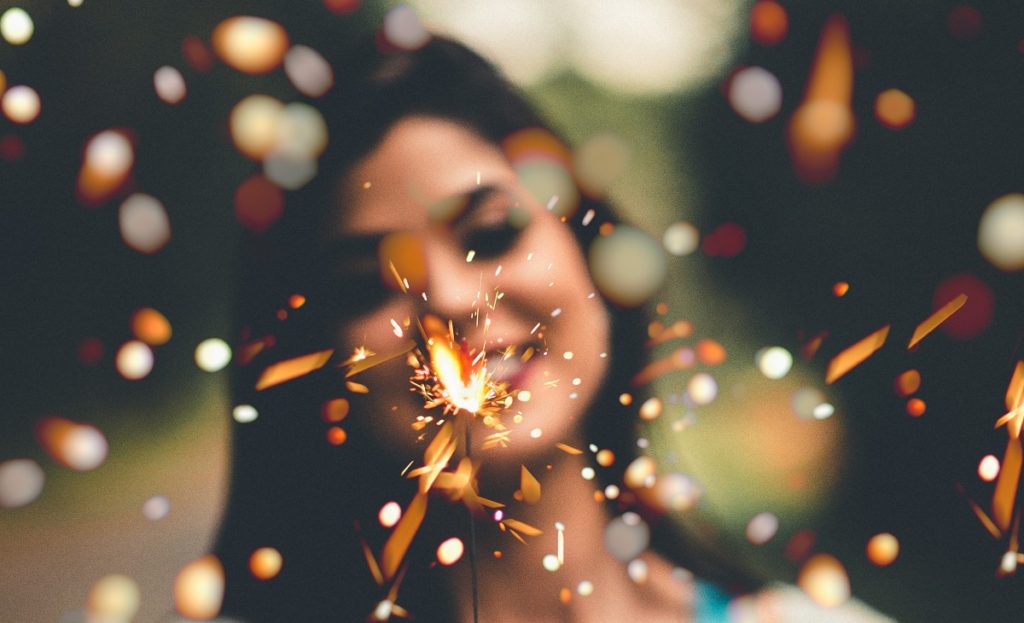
[488,343,542,390]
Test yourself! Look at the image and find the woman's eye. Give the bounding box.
[462,222,522,260]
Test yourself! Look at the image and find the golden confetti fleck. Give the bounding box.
[521,465,541,504]
[992,437,1022,532]
[502,518,543,537]
[346,380,369,394]
[249,547,283,580]
[173,555,224,620]
[825,325,890,384]
[995,361,1024,439]
[559,587,572,604]
[255,349,334,390]
[832,281,850,296]
[907,293,967,349]
[798,553,850,607]
[596,449,615,467]
[556,443,583,455]
[866,533,899,567]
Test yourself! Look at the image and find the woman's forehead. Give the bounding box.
[335,116,518,234]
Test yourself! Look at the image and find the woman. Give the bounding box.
[214,31,887,622]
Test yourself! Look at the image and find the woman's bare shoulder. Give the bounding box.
[725,584,896,623]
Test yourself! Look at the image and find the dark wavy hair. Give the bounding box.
[214,33,760,622]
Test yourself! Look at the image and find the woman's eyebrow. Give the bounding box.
[429,184,508,226]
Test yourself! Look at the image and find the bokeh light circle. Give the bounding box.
[0,458,45,508]
[978,193,1024,271]
[662,221,700,256]
[87,574,141,622]
[589,225,667,307]
[195,338,232,372]
[437,537,465,565]
[119,194,171,254]
[284,45,334,97]
[116,340,154,380]
[728,66,782,123]
[153,66,187,104]
[604,512,650,562]
[756,346,793,379]
[0,8,34,45]
[2,85,41,124]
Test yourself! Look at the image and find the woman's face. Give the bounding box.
[329,116,609,463]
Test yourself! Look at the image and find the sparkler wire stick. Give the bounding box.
[466,422,480,623]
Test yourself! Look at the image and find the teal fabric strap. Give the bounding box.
[694,580,732,622]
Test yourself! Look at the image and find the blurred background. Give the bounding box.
[2,0,1023,621]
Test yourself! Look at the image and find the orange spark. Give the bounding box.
[254,348,334,391]
[907,293,968,349]
[787,15,855,184]
[825,325,890,384]
[993,437,1022,533]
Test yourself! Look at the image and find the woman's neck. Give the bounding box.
[449,451,695,623]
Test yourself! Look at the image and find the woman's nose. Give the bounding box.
[421,241,483,321]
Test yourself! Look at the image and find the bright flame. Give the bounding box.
[428,338,490,414]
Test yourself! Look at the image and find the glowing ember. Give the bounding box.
[875,89,916,129]
[116,340,154,380]
[798,553,850,607]
[866,533,900,567]
[131,307,172,345]
[2,85,40,124]
[173,555,224,620]
[36,416,108,471]
[638,397,663,421]
[787,15,855,183]
[894,369,921,397]
[750,0,788,46]
[87,574,141,622]
[379,501,402,528]
[979,454,1001,482]
[249,547,283,580]
[437,537,464,565]
[78,130,134,203]
[212,16,289,74]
